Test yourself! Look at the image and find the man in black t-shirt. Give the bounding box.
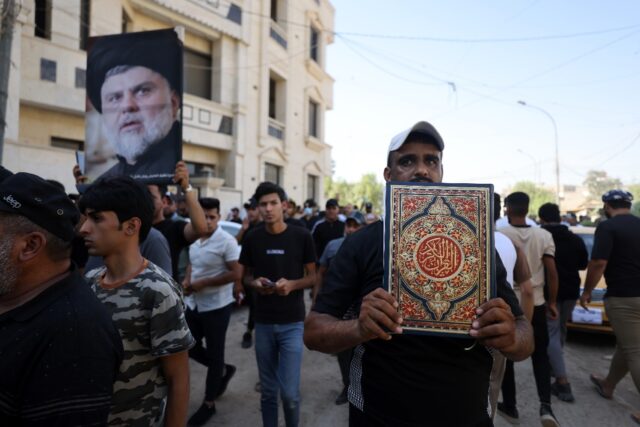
[312,198,345,259]
[149,161,208,282]
[581,190,640,423]
[239,182,316,427]
[0,173,123,426]
[304,121,534,426]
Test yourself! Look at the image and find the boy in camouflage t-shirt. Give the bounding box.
[79,176,195,426]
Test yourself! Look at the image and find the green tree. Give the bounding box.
[507,181,555,219]
[626,183,640,200]
[632,201,640,218]
[583,170,623,201]
[324,173,384,213]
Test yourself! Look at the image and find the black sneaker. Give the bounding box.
[540,403,560,427]
[188,402,216,426]
[497,402,520,425]
[241,331,252,349]
[215,364,236,398]
[335,386,348,405]
[551,381,575,403]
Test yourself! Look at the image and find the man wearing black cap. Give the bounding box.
[86,29,182,181]
[305,121,533,427]
[312,198,345,261]
[582,190,640,423]
[0,172,123,426]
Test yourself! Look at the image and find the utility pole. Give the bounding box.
[0,0,16,164]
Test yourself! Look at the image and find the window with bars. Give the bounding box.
[309,100,319,138]
[310,26,320,63]
[265,163,281,185]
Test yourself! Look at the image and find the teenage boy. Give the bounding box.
[239,181,316,427]
[80,176,195,427]
[182,197,242,426]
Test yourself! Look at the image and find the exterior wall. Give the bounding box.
[3,0,334,216]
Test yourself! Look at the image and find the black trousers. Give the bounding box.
[243,282,256,332]
[337,348,353,388]
[501,304,551,407]
[186,303,233,401]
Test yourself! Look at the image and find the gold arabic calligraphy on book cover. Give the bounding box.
[384,183,494,336]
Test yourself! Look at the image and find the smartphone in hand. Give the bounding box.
[261,279,277,288]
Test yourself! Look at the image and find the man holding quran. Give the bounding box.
[304,121,534,427]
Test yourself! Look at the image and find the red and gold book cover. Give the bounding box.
[384,182,495,336]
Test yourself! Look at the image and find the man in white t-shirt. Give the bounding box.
[498,192,560,427]
[182,198,242,426]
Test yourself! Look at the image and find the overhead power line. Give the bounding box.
[336,23,640,43]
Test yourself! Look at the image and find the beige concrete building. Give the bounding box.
[3,0,334,213]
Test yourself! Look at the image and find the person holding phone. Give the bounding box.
[239,181,316,427]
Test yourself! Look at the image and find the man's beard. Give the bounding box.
[104,104,175,165]
[0,237,19,297]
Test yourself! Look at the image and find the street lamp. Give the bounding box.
[517,100,560,208]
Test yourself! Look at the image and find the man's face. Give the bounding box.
[345,220,361,236]
[162,196,176,219]
[384,141,443,183]
[100,66,179,165]
[0,223,19,297]
[603,203,612,219]
[325,205,339,221]
[147,185,164,218]
[231,208,240,219]
[247,206,260,223]
[204,208,220,235]
[344,204,354,216]
[79,209,128,256]
[258,193,284,225]
[177,200,188,217]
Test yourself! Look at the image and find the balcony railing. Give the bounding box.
[268,118,285,140]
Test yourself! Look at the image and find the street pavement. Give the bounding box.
[188,303,638,426]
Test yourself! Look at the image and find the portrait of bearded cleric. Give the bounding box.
[85,29,183,183]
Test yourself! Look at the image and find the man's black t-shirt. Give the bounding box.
[0,268,123,426]
[591,214,640,297]
[154,218,189,281]
[312,219,345,261]
[239,224,316,323]
[542,224,589,301]
[313,220,523,427]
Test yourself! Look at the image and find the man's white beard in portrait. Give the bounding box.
[103,103,175,165]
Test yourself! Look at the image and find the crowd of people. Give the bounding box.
[1,120,639,427]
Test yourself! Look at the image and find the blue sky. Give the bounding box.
[325,0,640,193]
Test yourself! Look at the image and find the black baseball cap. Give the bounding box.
[346,211,365,225]
[0,166,13,182]
[326,198,339,209]
[0,172,80,241]
[602,189,633,203]
[86,29,182,113]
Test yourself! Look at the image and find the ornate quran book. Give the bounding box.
[384,183,495,336]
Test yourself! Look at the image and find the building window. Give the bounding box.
[307,174,318,202]
[308,100,319,138]
[51,137,84,151]
[79,0,90,50]
[75,68,86,88]
[34,0,52,39]
[270,0,278,22]
[184,49,212,100]
[268,78,277,119]
[265,163,281,185]
[310,26,320,63]
[186,161,216,178]
[122,9,132,33]
[40,58,57,82]
[219,116,233,135]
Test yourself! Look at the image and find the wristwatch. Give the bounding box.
[183,184,194,193]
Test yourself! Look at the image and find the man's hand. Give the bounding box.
[233,280,244,304]
[469,298,516,351]
[253,277,276,295]
[357,288,403,342]
[73,164,87,184]
[173,161,190,191]
[579,290,592,310]
[275,278,294,296]
[547,302,559,320]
